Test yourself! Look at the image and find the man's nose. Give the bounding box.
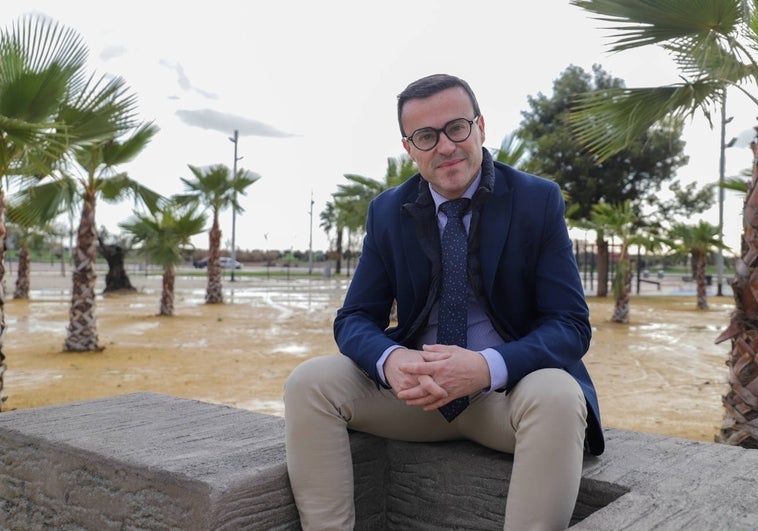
[435,131,457,153]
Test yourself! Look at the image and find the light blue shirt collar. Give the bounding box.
[429,172,481,213]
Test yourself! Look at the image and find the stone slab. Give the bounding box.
[2,392,757,530]
[0,392,301,529]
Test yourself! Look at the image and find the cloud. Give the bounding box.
[159,59,218,99]
[99,45,126,62]
[175,108,297,138]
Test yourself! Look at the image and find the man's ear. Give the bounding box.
[402,138,412,157]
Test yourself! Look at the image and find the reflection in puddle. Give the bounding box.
[5,369,63,386]
[274,344,308,356]
[232,398,284,416]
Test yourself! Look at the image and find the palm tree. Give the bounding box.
[572,200,653,323]
[335,155,416,230]
[569,0,758,446]
[569,0,758,161]
[120,199,205,316]
[176,164,260,304]
[319,201,344,274]
[0,15,140,405]
[491,131,530,169]
[669,221,726,310]
[6,203,49,300]
[19,122,161,352]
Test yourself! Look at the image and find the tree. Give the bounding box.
[98,227,134,292]
[668,221,726,310]
[19,122,161,352]
[568,0,758,447]
[0,15,143,404]
[5,203,49,300]
[319,201,344,274]
[572,200,656,323]
[329,154,417,272]
[176,164,260,303]
[519,64,691,297]
[491,131,529,169]
[120,199,205,316]
[569,0,758,161]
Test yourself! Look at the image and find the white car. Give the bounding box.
[219,257,242,269]
[194,257,242,269]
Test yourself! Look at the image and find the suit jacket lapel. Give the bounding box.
[402,178,440,280]
[477,155,513,298]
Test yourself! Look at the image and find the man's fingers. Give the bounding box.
[396,375,448,404]
[420,344,454,361]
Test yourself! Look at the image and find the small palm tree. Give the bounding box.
[19,122,162,352]
[669,221,727,310]
[120,200,205,316]
[6,203,49,300]
[331,154,417,268]
[176,164,260,304]
[491,131,529,169]
[319,201,344,274]
[572,200,654,323]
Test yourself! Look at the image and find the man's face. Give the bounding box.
[401,86,485,200]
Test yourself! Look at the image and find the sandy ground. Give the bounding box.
[1,266,735,443]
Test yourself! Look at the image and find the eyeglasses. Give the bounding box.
[404,116,479,151]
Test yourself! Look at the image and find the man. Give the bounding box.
[284,73,604,530]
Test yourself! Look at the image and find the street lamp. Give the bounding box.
[308,191,314,275]
[229,129,243,282]
[717,93,731,297]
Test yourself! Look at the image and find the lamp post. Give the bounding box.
[308,191,314,275]
[717,92,741,296]
[229,129,242,282]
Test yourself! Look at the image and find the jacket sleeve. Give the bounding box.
[493,182,592,391]
[333,200,399,384]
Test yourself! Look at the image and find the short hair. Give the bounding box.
[396,74,481,136]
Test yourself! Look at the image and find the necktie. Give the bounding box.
[437,198,471,422]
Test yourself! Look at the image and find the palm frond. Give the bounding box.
[569,81,722,161]
[10,177,78,226]
[571,0,743,52]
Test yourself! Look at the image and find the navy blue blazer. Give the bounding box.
[334,149,604,455]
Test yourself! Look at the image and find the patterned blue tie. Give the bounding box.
[437,198,471,422]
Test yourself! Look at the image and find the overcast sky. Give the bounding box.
[3,1,754,254]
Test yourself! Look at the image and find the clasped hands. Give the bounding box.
[385,345,490,411]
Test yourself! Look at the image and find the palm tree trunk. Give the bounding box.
[0,191,7,410]
[159,265,175,316]
[13,244,30,300]
[205,211,223,304]
[695,252,708,310]
[335,227,343,275]
[716,131,758,447]
[99,238,135,293]
[611,249,632,324]
[64,191,102,352]
[596,237,609,297]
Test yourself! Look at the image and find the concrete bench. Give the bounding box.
[0,392,756,530]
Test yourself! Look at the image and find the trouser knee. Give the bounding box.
[512,369,587,424]
[284,355,353,408]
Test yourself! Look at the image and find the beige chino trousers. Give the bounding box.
[284,355,587,531]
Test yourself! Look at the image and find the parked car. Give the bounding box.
[220,257,242,269]
[192,257,242,269]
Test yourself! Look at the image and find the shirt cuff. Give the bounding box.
[480,348,508,392]
[377,345,404,386]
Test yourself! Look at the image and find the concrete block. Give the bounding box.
[0,393,298,530]
[2,392,758,530]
